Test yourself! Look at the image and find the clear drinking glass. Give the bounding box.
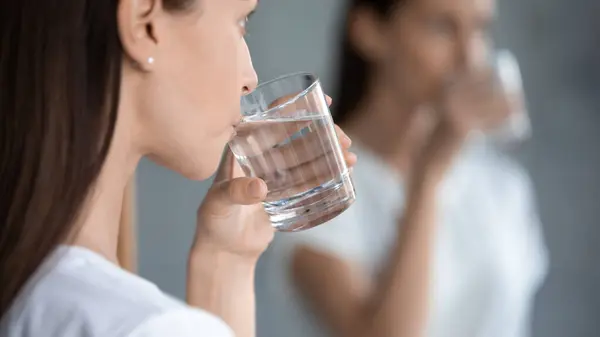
[229,73,356,232]
[488,49,532,144]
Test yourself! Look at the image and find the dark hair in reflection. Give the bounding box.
[333,0,408,125]
[0,0,192,316]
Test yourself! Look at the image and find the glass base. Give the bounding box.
[265,172,356,232]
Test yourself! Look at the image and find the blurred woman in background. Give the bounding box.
[258,0,547,336]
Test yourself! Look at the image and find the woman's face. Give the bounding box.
[121,0,258,180]
[372,0,496,105]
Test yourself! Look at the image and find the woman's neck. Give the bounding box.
[72,84,143,266]
[343,84,424,178]
[72,134,140,265]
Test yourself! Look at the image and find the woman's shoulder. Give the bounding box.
[1,246,232,337]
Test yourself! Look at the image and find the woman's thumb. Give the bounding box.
[211,177,268,208]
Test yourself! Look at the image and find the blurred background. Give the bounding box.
[136,0,600,336]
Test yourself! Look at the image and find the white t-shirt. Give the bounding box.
[0,246,234,337]
[257,141,548,337]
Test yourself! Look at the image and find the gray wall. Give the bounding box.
[137,0,600,336]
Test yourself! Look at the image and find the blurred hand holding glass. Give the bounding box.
[229,73,355,232]
[436,45,531,148]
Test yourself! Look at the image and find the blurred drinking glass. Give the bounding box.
[487,49,532,145]
[229,73,356,232]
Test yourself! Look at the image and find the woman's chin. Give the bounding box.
[146,149,219,182]
[149,130,234,182]
[181,154,223,182]
[183,138,233,181]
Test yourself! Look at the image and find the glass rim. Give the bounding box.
[241,72,321,121]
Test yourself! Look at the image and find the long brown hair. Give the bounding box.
[333,0,408,125]
[0,0,191,317]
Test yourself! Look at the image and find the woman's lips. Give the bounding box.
[232,115,243,128]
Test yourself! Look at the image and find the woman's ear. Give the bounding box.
[117,0,161,71]
[347,7,391,63]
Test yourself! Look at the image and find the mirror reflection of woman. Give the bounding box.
[258,0,548,336]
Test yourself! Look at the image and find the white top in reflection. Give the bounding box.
[257,140,548,337]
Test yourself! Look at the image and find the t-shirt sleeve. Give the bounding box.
[509,170,549,337]
[126,308,234,337]
[514,169,550,287]
[482,150,549,285]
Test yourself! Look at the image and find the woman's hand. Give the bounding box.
[193,124,356,260]
[415,68,511,181]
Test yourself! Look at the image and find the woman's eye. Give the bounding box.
[239,11,255,36]
[239,17,249,35]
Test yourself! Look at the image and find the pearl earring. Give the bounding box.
[148,57,155,65]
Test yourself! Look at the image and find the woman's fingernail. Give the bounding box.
[248,180,265,199]
[347,152,357,163]
[341,134,352,146]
